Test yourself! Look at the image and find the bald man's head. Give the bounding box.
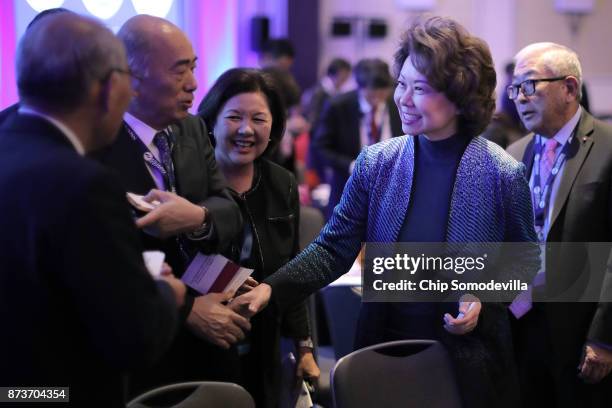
[118,15,198,129]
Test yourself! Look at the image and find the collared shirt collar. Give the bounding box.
[357,91,385,115]
[124,112,165,148]
[321,76,337,96]
[539,106,582,147]
[18,105,85,156]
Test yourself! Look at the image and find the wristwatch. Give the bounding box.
[187,206,210,240]
[298,338,314,350]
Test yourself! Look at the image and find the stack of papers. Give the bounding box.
[181,253,253,294]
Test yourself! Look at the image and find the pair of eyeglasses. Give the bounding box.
[110,67,132,76]
[506,76,568,100]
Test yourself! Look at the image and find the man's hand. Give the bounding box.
[578,342,612,383]
[230,283,272,319]
[186,292,251,349]
[136,189,205,238]
[443,300,481,335]
[158,262,186,308]
[296,350,320,388]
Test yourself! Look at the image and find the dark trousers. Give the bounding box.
[510,303,612,408]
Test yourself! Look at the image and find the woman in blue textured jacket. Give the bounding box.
[236,16,539,407]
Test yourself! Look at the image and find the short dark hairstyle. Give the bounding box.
[327,58,351,77]
[262,66,301,108]
[354,58,393,89]
[17,13,124,112]
[26,7,72,30]
[393,16,496,136]
[198,68,287,156]
[261,38,295,59]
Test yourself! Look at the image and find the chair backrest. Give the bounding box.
[127,381,255,408]
[298,205,325,349]
[320,285,362,360]
[331,340,462,408]
[299,205,325,251]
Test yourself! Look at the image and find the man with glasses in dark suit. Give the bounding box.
[0,13,185,407]
[507,42,612,408]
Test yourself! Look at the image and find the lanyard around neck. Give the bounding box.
[124,122,176,193]
[531,133,574,234]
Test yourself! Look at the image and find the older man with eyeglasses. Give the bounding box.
[0,13,187,407]
[507,42,612,408]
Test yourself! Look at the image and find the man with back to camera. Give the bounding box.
[93,14,249,394]
[0,13,185,408]
[506,42,612,408]
[0,8,73,126]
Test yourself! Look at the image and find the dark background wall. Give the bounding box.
[288,0,320,91]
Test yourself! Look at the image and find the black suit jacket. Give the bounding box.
[93,114,241,273]
[0,102,19,126]
[508,110,612,402]
[0,114,178,408]
[93,114,242,393]
[311,90,403,216]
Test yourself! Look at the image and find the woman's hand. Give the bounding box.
[296,350,320,388]
[235,277,259,297]
[230,283,272,318]
[443,299,481,335]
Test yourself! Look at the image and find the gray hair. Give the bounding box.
[518,42,583,100]
[17,13,125,111]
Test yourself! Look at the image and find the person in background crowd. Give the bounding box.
[0,13,184,407]
[258,38,296,72]
[260,66,308,175]
[199,67,320,408]
[311,58,403,219]
[256,38,310,177]
[481,62,526,149]
[302,57,352,130]
[302,58,353,186]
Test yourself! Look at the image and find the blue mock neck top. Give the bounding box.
[398,133,470,243]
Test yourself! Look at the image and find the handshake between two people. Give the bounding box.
[127,189,274,347]
[186,278,272,350]
[157,263,272,350]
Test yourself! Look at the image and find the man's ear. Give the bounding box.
[97,75,113,113]
[129,76,140,98]
[564,76,580,102]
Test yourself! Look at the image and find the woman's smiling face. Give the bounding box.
[394,56,459,141]
[213,91,273,168]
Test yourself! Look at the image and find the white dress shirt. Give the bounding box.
[124,112,170,190]
[358,92,392,148]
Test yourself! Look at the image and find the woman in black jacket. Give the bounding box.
[198,68,319,408]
